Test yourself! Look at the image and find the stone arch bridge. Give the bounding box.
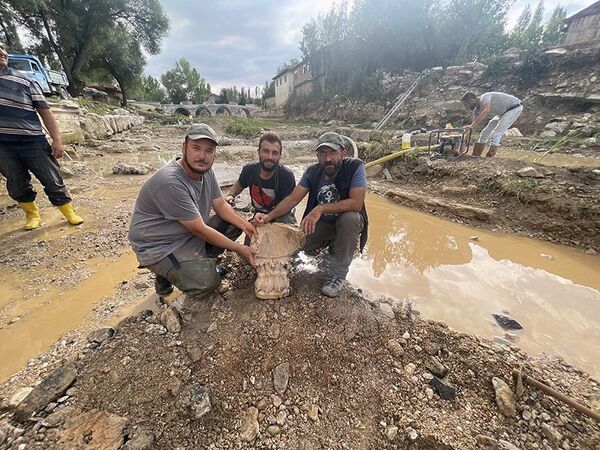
[163,103,258,118]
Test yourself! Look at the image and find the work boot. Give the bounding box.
[155,275,174,296]
[485,145,499,157]
[471,142,485,158]
[321,276,345,298]
[18,201,42,231]
[56,202,84,225]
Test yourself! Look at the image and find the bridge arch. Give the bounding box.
[215,105,232,116]
[195,106,212,117]
[174,107,191,116]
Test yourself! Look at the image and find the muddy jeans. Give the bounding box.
[147,215,240,298]
[303,211,365,279]
[478,105,523,146]
[0,140,71,205]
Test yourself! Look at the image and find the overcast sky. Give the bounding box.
[145,0,597,93]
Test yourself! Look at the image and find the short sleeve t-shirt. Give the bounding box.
[476,92,521,117]
[0,66,50,142]
[128,159,222,266]
[238,163,296,213]
[299,163,367,223]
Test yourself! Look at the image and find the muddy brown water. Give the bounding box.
[351,194,600,379]
[1,147,599,383]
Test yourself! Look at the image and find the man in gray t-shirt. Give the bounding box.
[461,91,523,157]
[128,123,256,297]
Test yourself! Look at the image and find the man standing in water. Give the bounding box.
[0,42,83,230]
[461,91,523,158]
[128,124,257,297]
[255,132,368,298]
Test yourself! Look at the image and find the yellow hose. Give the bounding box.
[364,146,430,168]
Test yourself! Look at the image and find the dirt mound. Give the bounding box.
[2,268,599,449]
[372,154,600,251]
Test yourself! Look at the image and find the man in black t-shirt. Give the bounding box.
[217,132,296,242]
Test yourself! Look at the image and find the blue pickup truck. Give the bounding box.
[7,54,70,98]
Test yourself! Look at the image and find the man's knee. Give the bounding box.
[337,211,363,232]
[164,258,221,299]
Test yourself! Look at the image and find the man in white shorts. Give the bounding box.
[461,91,523,158]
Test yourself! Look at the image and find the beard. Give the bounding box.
[183,151,210,175]
[322,161,341,176]
[259,159,278,172]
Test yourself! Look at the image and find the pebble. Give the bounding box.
[275,410,287,426]
[406,427,418,440]
[159,307,182,334]
[492,377,516,417]
[266,425,281,437]
[425,388,434,400]
[522,410,532,421]
[404,363,416,376]
[385,425,398,441]
[273,362,291,395]
[387,339,404,359]
[402,332,410,339]
[307,404,319,423]
[271,394,282,408]
[239,407,259,443]
[430,376,456,400]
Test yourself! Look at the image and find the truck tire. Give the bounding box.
[58,86,70,99]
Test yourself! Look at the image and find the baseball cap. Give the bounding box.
[185,123,220,145]
[316,132,345,151]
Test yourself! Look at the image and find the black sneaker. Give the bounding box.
[321,276,345,298]
[154,276,174,296]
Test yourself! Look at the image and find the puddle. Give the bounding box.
[349,194,600,379]
[0,251,139,382]
[502,148,600,168]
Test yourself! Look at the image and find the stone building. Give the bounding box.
[272,60,313,110]
[564,1,600,46]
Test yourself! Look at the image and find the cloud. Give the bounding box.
[146,0,596,92]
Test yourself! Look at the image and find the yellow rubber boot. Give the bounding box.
[57,202,84,225]
[18,201,42,231]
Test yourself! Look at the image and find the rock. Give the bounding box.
[541,423,562,444]
[271,394,282,408]
[540,130,557,138]
[160,307,182,334]
[430,376,456,400]
[8,387,34,408]
[504,128,522,137]
[522,409,532,421]
[219,136,232,146]
[380,302,395,318]
[516,166,543,178]
[493,336,512,346]
[399,297,413,320]
[404,363,416,375]
[425,387,434,399]
[275,410,287,426]
[492,314,523,331]
[41,406,73,428]
[124,426,154,450]
[544,121,569,134]
[385,425,398,441]
[14,362,78,422]
[273,362,290,395]
[87,327,115,344]
[423,342,441,356]
[256,398,269,411]
[0,428,6,446]
[58,408,129,449]
[112,161,151,175]
[387,339,405,359]
[498,440,520,450]
[406,427,418,440]
[190,385,212,419]
[216,280,229,294]
[426,356,447,378]
[239,407,259,443]
[491,377,516,417]
[307,404,319,423]
[266,425,281,437]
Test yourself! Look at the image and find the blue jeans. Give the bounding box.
[0,140,71,205]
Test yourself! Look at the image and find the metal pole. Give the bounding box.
[513,370,600,423]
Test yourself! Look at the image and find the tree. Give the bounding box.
[0,4,23,52]
[140,75,166,102]
[541,5,567,47]
[510,1,545,50]
[7,0,169,96]
[218,88,228,104]
[160,58,209,104]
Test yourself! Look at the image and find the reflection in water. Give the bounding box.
[349,194,600,379]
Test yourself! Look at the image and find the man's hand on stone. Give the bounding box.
[51,141,65,159]
[301,207,322,235]
[224,194,235,205]
[254,212,270,225]
[242,221,257,238]
[236,244,258,268]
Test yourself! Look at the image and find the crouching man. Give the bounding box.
[128,124,257,297]
[256,132,368,298]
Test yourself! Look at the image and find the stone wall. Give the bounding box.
[51,101,144,144]
[564,14,600,45]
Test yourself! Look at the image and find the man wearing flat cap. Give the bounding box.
[256,132,368,297]
[128,123,257,298]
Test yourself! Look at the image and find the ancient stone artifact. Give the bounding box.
[251,223,304,300]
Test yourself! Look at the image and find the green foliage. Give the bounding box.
[224,118,275,138]
[510,2,567,50]
[0,4,23,51]
[541,5,567,47]
[161,58,209,104]
[7,0,169,98]
[140,75,166,102]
